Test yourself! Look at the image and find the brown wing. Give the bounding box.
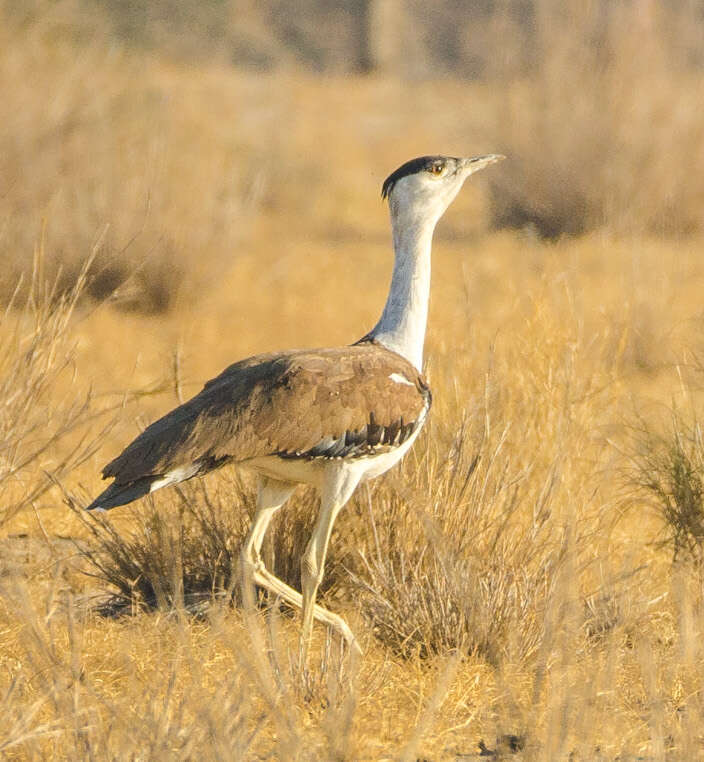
[102,344,431,484]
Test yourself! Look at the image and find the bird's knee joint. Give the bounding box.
[301,554,322,586]
[240,548,262,575]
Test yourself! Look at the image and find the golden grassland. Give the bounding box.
[3,7,704,760]
[4,225,704,758]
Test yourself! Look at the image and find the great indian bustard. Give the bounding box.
[87,153,504,656]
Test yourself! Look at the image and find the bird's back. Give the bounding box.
[89,343,430,510]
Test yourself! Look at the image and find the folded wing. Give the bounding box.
[88,344,430,510]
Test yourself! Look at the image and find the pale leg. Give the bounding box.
[241,477,294,574]
[240,475,360,651]
[300,466,362,658]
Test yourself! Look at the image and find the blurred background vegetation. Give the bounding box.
[2,0,703,310]
[3,2,704,756]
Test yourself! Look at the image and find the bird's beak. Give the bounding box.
[460,154,506,175]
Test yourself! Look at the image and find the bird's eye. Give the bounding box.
[428,162,445,176]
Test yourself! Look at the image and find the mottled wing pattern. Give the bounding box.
[101,345,431,487]
[269,350,430,460]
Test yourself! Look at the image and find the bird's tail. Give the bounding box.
[85,477,155,512]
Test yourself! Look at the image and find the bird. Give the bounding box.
[86,153,505,656]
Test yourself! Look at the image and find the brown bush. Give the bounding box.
[487,1,704,237]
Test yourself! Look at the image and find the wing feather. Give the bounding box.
[102,344,430,485]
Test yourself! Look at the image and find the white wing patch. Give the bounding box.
[150,464,199,492]
[389,372,414,387]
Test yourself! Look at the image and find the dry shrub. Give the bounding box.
[488,1,704,237]
[345,419,560,664]
[632,407,704,566]
[0,248,109,526]
[67,472,327,616]
[342,305,619,662]
[70,478,252,615]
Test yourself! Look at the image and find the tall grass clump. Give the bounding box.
[66,473,326,616]
[344,420,559,663]
[341,300,622,663]
[69,478,252,615]
[633,408,704,567]
[487,0,704,237]
[0,248,108,526]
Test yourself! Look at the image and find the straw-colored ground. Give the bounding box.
[2,5,704,759]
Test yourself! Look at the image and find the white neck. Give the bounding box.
[369,206,438,370]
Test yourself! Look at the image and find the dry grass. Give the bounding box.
[6,230,703,756]
[0,245,113,528]
[6,0,703,317]
[0,0,262,310]
[3,3,704,759]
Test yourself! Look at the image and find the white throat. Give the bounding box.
[370,204,438,370]
[362,154,503,371]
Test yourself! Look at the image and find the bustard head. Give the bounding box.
[382,154,505,227]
